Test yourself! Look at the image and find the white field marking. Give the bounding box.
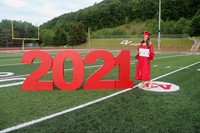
[0,64,107,87]
[0,62,39,67]
[0,65,103,81]
[0,53,196,81]
[179,67,190,69]
[151,61,200,81]
[0,74,29,80]
[0,49,94,53]
[0,78,25,88]
[0,72,14,77]
[140,81,180,92]
[166,66,171,69]
[153,65,158,67]
[197,69,200,71]
[0,50,120,67]
[1,61,200,133]
[0,53,192,67]
[120,40,132,45]
[0,57,178,80]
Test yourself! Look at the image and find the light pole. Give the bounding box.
[88,27,90,48]
[158,0,161,50]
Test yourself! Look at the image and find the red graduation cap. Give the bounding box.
[143,31,152,37]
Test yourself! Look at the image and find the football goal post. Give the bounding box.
[11,20,40,50]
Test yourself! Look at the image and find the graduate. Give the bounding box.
[135,31,155,88]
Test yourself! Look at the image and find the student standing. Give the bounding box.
[135,31,155,88]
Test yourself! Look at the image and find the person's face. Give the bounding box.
[143,36,149,42]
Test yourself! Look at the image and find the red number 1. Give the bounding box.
[115,50,133,88]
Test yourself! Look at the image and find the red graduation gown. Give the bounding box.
[135,43,154,81]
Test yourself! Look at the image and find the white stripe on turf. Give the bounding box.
[0,53,190,67]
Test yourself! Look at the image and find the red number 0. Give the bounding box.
[52,50,84,90]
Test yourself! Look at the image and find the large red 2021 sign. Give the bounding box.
[21,50,134,90]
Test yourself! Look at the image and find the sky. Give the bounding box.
[0,0,104,25]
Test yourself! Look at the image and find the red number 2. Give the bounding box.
[84,50,133,89]
[84,50,115,89]
[21,51,53,90]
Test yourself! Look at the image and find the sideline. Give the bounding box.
[1,60,200,133]
[0,53,192,80]
[0,52,192,67]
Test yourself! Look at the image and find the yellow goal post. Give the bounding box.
[11,20,40,50]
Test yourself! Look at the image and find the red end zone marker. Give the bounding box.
[140,81,180,92]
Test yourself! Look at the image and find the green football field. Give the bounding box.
[0,49,200,133]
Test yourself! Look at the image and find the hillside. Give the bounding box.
[0,0,200,47]
[41,0,200,31]
[90,18,194,39]
[38,0,200,46]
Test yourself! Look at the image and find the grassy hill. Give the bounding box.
[39,0,200,46]
[85,38,194,51]
[79,20,194,51]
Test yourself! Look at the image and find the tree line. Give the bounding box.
[39,0,200,45]
[0,20,39,47]
[0,0,200,47]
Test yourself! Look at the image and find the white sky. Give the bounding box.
[0,0,103,25]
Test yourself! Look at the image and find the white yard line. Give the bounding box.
[0,62,40,67]
[0,78,25,88]
[0,53,191,67]
[151,61,200,81]
[166,66,171,69]
[1,60,200,133]
[0,53,197,83]
[0,65,103,80]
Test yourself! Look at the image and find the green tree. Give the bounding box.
[40,29,55,46]
[174,17,190,34]
[190,9,200,36]
[163,20,176,34]
[68,22,87,45]
[54,27,66,46]
[40,0,200,37]
[111,28,126,36]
